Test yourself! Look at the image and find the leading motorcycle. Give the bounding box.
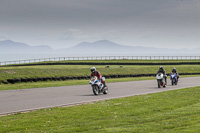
[89,76,108,95]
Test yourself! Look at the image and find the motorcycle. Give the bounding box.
[156,73,166,88]
[89,76,108,95]
[170,72,178,85]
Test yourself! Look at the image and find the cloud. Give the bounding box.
[59,29,91,41]
[59,29,120,41]
[0,0,200,49]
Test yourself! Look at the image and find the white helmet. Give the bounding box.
[91,67,96,73]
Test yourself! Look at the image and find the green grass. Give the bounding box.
[1,59,200,132]
[0,77,155,91]
[0,75,199,91]
[9,59,200,65]
[1,86,200,132]
[1,65,200,83]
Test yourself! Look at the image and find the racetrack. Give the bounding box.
[0,77,200,115]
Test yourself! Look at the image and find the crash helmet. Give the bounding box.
[172,67,176,71]
[91,67,96,73]
[159,66,163,70]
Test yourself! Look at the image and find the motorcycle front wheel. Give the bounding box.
[157,80,161,88]
[171,79,174,85]
[175,79,177,85]
[92,85,99,95]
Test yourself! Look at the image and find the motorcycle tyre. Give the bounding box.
[103,87,108,94]
[157,80,161,88]
[175,80,177,85]
[171,79,174,86]
[92,85,99,95]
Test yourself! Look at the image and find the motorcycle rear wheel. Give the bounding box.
[103,87,108,94]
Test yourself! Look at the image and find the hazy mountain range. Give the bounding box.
[0,40,199,55]
[0,40,53,53]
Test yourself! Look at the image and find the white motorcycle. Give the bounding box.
[156,73,167,88]
[89,76,108,95]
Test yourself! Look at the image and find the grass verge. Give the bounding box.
[1,86,200,132]
[1,64,200,83]
[0,77,154,91]
[0,75,200,91]
[8,59,200,65]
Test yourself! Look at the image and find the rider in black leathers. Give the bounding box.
[171,67,179,82]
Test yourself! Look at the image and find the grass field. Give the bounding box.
[1,86,200,132]
[0,77,154,91]
[0,75,199,91]
[1,64,200,83]
[9,59,200,65]
[1,59,200,132]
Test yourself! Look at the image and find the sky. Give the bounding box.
[0,0,200,49]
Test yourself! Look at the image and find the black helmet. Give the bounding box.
[159,66,163,70]
[91,67,96,73]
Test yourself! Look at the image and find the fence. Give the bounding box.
[0,56,200,66]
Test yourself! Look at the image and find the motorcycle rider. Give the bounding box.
[171,67,179,82]
[90,67,107,89]
[157,66,167,84]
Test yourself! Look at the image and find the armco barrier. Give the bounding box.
[3,73,200,84]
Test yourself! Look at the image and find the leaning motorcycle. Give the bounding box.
[89,76,108,95]
[170,72,177,85]
[156,73,166,88]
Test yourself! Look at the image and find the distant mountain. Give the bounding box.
[69,40,130,51]
[58,40,170,55]
[1,40,199,55]
[58,40,200,55]
[0,40,53,53]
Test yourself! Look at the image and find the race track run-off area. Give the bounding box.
[0,77,200,115]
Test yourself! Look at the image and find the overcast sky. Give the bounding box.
[0,0,200,49]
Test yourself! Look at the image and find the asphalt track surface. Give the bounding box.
[0,77,200,115]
